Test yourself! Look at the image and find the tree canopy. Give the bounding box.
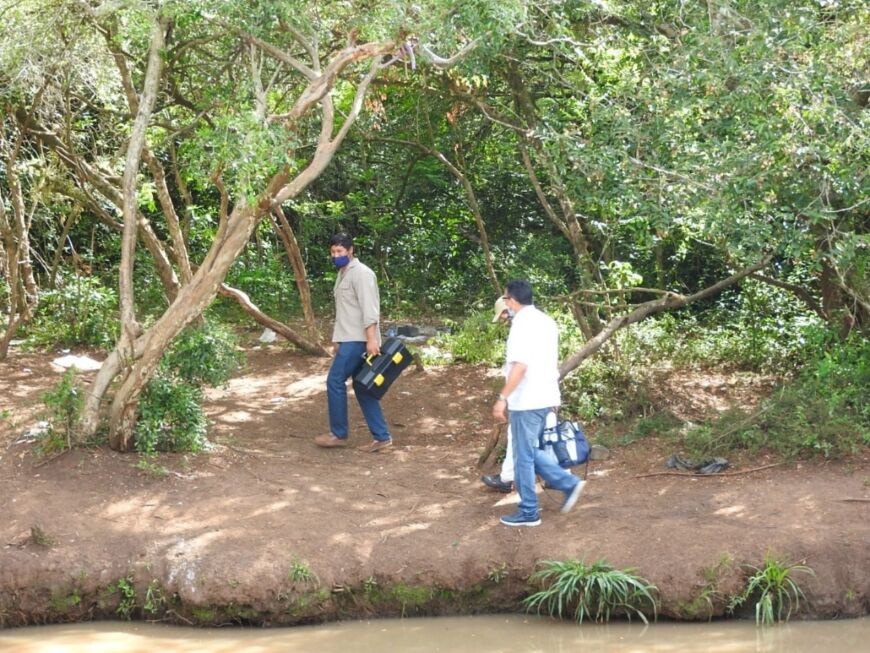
[1,0,867,449]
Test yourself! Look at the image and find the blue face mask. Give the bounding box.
[332,255,350,268]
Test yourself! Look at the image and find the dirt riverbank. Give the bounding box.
[1,344,868,627]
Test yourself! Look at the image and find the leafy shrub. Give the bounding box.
[38,369,84,453]
[430,310,508,365]
[728,555,813,626]
[162,322,244,387]
[27,274,118,349]
[523,559,658,624]
[666,280,825,373]
[132,321,242,454]
[134,374,207,454]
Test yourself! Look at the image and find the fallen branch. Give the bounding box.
[218,283,330,356]
[634,462,784,478]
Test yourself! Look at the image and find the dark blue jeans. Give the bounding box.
[327,341,391,442]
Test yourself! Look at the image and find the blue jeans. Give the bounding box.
[511,408,578,518]
[327,341,391,442]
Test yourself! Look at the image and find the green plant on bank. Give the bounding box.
[112,577,137,620]
[390,584,432,616]
[430,310,508,365]
[143,580,165,615]
[728,555,814,626]
[362,576,379,594]
[38,369,84,454]
[135,455,169,478]
[523,560,658,624]
[678,554,735,620]
[487,562,509,584]
[162,322,244,388]
[132,321,243,454]
[289,558,318,586]
[49,588,82,612]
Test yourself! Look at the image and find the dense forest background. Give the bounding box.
[1,0,867,458]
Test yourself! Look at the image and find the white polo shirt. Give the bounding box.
[504,304,561,410]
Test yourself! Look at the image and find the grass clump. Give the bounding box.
[523,559,658,624]
[289,558,319,586]
[728,555,814,626]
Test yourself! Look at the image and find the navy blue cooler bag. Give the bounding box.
[539,417,590,470]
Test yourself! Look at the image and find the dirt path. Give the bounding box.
[1,345,868,626]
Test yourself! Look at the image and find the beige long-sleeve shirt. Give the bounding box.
[332,258,382,344]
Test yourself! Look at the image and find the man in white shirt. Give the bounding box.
[492,280,584,526]
[314,233,392,452]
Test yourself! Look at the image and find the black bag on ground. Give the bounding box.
[353,337,412,399]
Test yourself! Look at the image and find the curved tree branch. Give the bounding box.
[559,255,773,377]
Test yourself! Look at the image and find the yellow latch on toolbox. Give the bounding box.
[374,374,385,386]
[392,352,403,364]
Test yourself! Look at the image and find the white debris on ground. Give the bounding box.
[50,354,102,372]
[16,421,50,444]
[258,328,277,343]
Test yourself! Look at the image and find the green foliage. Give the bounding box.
[38,370,84,454]
[680,332,870,459]
[112,577,137,620]
[678,554,734,620]
[133,321,242,454]
[162,322,244,388]
[431,310,508,365]
[486,562,508,584]
[135,455,169,478]
[668,282,826,372]
[29,525,55,548]
[558,313,664,423]
[728,556,813,626]
[289,558,319,586]
[143,580,165,615]
[27,275,118,349]
[134,374,207,455]
[523,559,658,624]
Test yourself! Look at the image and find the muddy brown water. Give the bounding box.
[1,615,868,652]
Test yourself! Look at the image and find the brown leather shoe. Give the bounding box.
[357,439,393,453]
[314,434,348,448]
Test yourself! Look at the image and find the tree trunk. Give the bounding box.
[272,205,318,338]
[0,128,38,359]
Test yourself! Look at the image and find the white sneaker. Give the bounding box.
[561,480,586,514]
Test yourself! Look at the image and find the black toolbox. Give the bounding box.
[353,337,412,399]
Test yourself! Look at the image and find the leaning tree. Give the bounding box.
[1,0,528,449]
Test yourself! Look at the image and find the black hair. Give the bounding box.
[505,279,533,305]
[329,232,354,250]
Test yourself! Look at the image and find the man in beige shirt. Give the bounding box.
[314,233,393,452]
